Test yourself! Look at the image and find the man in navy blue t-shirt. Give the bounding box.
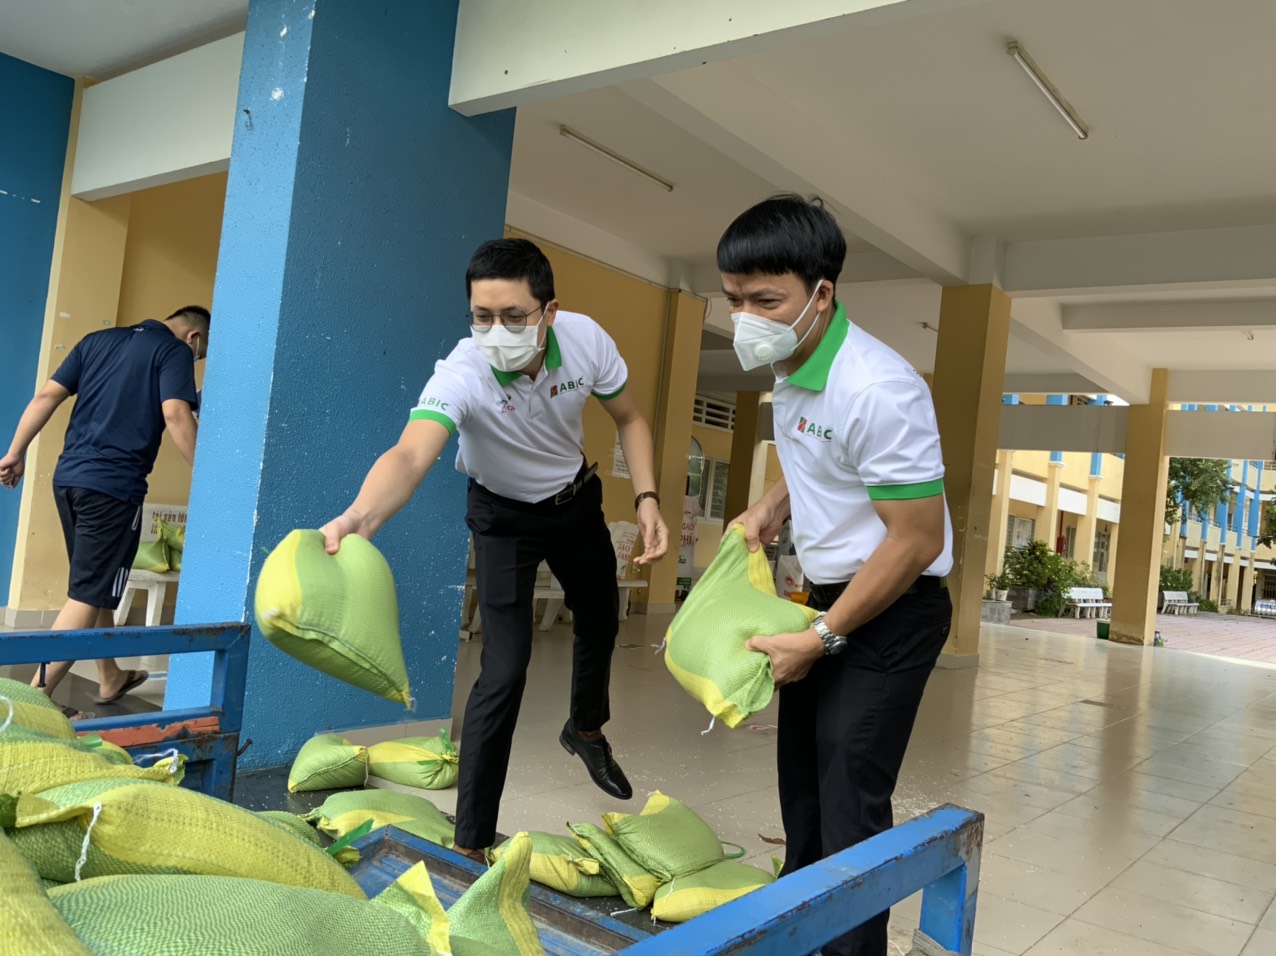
[0,306,208,712]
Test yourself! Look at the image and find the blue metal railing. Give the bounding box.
[0,623,249,799]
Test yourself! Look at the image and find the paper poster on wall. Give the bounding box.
[611,433,630,479]
[676,495,700,599]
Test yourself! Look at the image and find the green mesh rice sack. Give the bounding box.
[375,861,451,954]
[664,526,817,727]
[131,538,170,572]
[368,730,460,790]
[568,822,659,910]
[77,733,135,765]
[305,788,455,848]
[288,734,369,792]
[448,831,544,956]
[158,518,185,572]
[3,777,363,898]
[256,809,360,867]
[602,791,723,882]
[652,860,774,923]
[0,831,91,956]
[255,529,412,705]
[492,830,617,899]
[48,871,443,956]
[0,678,76,740]
[0,723,185,794]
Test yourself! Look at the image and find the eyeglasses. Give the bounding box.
[468,306,545,333]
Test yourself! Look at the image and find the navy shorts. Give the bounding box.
[53,486,143,610]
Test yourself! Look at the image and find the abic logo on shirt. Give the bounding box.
[796,417,834,443]
[549,377,586,398]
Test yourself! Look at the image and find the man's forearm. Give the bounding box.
[347,446,429,537]
[6,394,60,458]
[617,417,658,498]
[761,474,791,521]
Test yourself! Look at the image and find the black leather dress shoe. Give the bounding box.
[560,720,633,800]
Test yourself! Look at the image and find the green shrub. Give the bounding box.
[1196,596,1219,613]
[1159,566,1193,592]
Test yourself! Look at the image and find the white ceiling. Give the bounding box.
[0,0,246,78]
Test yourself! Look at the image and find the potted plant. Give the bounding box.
[991,570,1011,602]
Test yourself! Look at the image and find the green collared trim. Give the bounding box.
[785,302,850,392]
[408,409,457,434]
[867,478,944,501]
[592,382,626,401]
[488,326,562,385]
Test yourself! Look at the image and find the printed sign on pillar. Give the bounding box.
[676,495,700,598]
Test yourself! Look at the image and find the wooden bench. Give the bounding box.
[1162,590,1199,615]
[1063,586,1111,619]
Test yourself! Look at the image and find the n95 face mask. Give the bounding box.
[730,284,822,371]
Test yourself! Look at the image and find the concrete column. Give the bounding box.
[1240,555,1257,613]
[986,450,1013,577]
[638,290,705,613]
[1225,552,1242,609]
[1042,462,1064,552]
[1110,369,1171,645]
[1077,476,1101,572]
[931,284,1012,667]
[165,0,516,766]
[724,391,762,523]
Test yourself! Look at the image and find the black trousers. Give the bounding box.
[778,580,952,956]
[455,473,620,849]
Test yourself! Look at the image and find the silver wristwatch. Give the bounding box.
[811,614,848,656]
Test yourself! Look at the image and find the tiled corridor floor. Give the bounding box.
[408,615,1276,955]
[1010,610,1276,666]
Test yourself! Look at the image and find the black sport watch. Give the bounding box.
[812,614,847,656]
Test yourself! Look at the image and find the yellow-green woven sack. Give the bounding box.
[369,730,460,790]
[49,873,437,955]
[158,518,185,572]
[255,529,412,705]
[664,526,817,727]
[449,831,544,956]
[602,791,723,883]
[288,734,369,792]
[652,860,774,923]
[77,733,135,765]
[375,861,452,955]
[306,788,455,848]
[131,538,170,573]
[4,778,364,899]
[0,723,185,794]
[492,830,617,899]
[0,678,76,740]
[568,822,659,910]
[0,831,91,956]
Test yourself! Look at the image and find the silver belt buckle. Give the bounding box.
[554,483,576,506]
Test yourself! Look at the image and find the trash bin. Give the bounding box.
[1096,621,1110,640]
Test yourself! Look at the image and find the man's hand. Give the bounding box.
[727,498,786,553]
[320,510,372,555]
[632,497,668,566]
[746,628,824,686]
[0,452,23,489]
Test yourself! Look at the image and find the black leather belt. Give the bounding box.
[809,574,945,608]
[548,461,598,506]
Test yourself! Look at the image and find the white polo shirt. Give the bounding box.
[770,303,954,585]
[408,311,627,503]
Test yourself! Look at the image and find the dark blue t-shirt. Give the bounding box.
[51,320,198,505]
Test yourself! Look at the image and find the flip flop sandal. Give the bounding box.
[92,669,149,705]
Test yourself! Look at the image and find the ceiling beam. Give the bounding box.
[1004,224,1276,297]
[449,0,988,116]
[1062,299,1276,333]
[1002,372,1102,395]
[1167,371,1276,406]
[686,252,918,297]
[1011,299,1152,404]
[624,70,970,285]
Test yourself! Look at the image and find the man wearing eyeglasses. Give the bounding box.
[321,238,669,861]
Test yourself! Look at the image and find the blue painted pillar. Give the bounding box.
[1237,460,1250,546]
[1046,394,1065,463]
[1249,461,1264,538]
[0,55,73,603]
[166,0,515,768]
[1216,459,1231,530]
[1002,394,1020,405]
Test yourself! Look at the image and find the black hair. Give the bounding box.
[165,305,210,333]
[465,238,555,306]
[717,194,847,291]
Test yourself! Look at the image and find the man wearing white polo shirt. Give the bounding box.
[720,196,952,956]
[321,238,668,860]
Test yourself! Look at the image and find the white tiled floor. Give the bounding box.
[413,615,1276,955]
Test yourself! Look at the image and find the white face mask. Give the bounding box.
[472,318,544,373]
[730,283,823,371]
